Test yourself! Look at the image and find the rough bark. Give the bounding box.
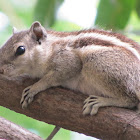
[0,75,140,140]
[0,116,43,140]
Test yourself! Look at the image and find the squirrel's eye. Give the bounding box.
[15,46,25,56]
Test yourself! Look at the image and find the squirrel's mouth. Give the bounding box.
[0,64,23,77]
[0,64,14,75]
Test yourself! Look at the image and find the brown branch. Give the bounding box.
[0,75,140,140]
[0,116,43,140]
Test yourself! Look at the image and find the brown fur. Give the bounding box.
[0,21,140,116]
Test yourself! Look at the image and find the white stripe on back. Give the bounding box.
[48,32,140,61]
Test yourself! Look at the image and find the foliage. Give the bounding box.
[136,0,140,18]
[95,0,140,31]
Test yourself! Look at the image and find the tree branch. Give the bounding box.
[0,116,43,140]
[0,75,140,140]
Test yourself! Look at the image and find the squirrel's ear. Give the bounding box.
[13,27,18,34]
[29,21,47,41]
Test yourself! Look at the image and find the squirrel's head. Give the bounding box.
[0,21,48,77]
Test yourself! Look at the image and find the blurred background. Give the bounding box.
[0,0,140,139]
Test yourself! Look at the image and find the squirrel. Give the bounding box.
[0,21,140,140]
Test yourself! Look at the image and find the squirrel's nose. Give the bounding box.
[0,68,4,74]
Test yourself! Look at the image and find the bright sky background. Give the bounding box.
[0,0,98,31]
[0,12,9,31]
[58,0,98,28]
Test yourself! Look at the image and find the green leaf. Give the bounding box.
[95,0,136,30]
[52,20,82,31]
[34,0,63,27]
[136,0,140,18]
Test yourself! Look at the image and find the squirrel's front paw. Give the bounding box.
[83,95,105,116]
[20,86,37,109]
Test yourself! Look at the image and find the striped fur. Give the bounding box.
[47,29,140,61]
